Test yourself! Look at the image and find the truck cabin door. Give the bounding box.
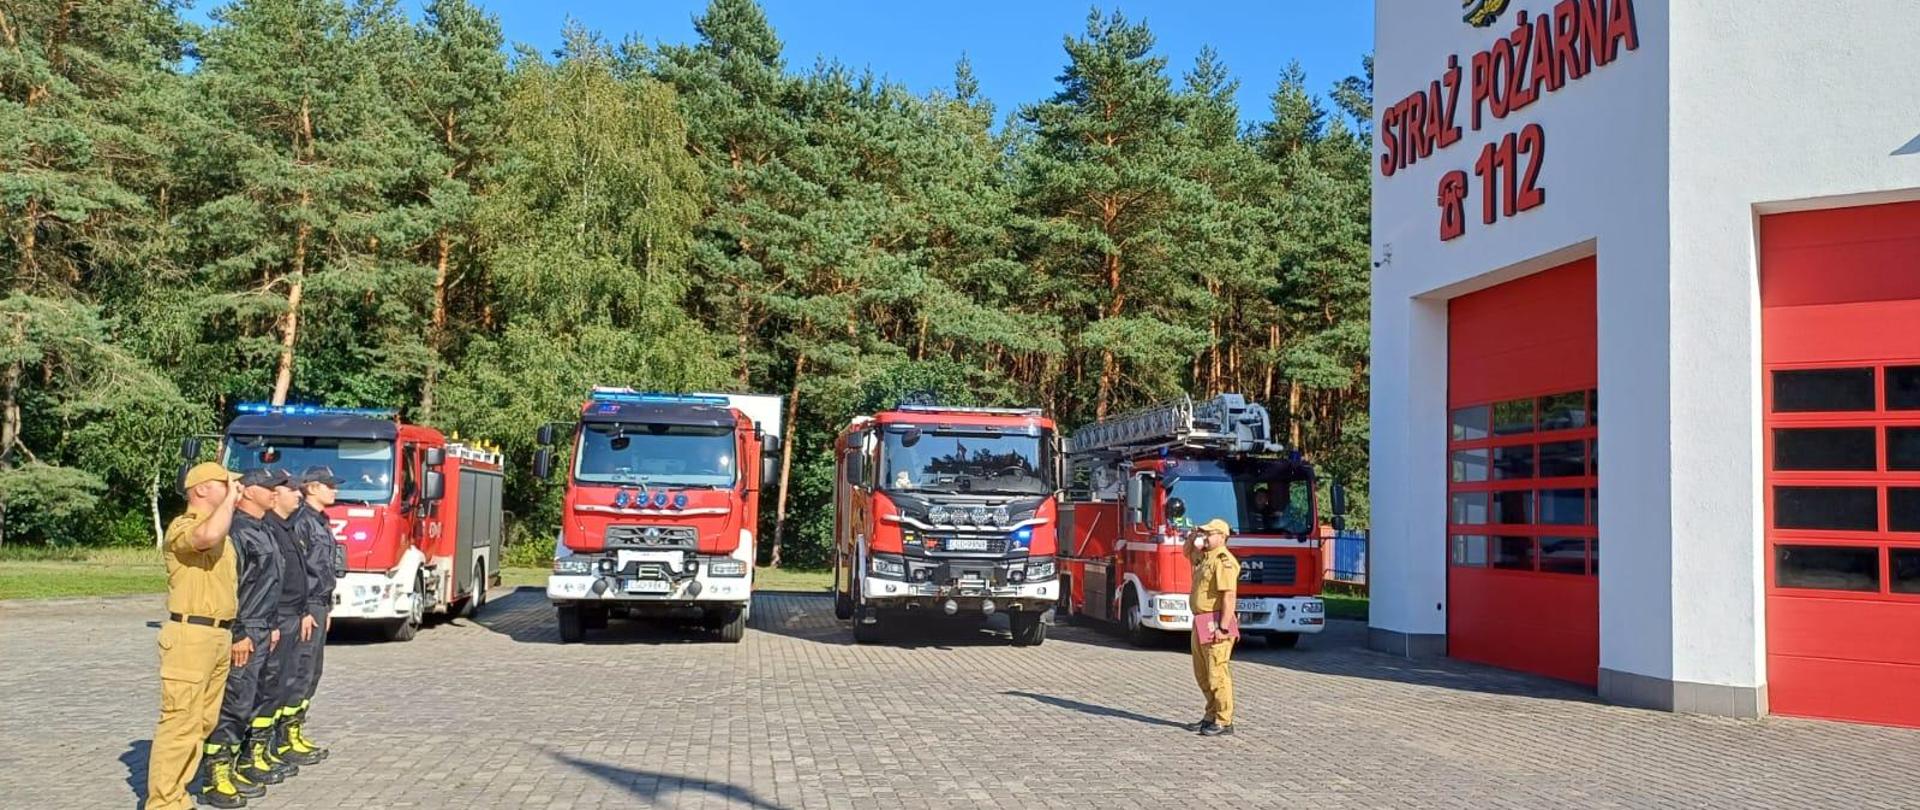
[1124,471,1156,580]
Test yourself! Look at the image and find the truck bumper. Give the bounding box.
[333,571,412,620]
[548,547,751,607]
[1135,595,1327,635]
[861,576,1057,612]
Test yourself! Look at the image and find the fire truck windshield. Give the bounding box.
[880,425,1054,495]
[223,437,395,504]
[574,423,736,487]
[1164,460,1313,536]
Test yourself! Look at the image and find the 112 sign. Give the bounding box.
[1438,123,1545,240]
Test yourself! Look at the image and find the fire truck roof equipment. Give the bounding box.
[1065,394,1283,458]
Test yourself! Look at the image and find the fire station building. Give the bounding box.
[1367,0,1920,726]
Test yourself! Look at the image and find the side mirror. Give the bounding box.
[1330,481,1348,533]
[846,451,867,488]
[763,457,780,488]
[1165,497,1187,520]
[424,446,446,467]
[536,423,556,447]
[422,470,445,501]
[533,448,553,481]
[180,436,202,462]
[763,433,783,456]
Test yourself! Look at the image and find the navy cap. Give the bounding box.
[300,466,343,487]
[239,468,292,488]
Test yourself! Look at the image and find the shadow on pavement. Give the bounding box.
[120,739,148,806]
[471,588,735,645]
[1227,619,1602,704]
[1002,690,1186,729]
[553,752,786,810]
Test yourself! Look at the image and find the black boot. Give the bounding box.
[275,714,324,767]
[238,728,293,785]
[195,744,249,808]
[226,744,267,799]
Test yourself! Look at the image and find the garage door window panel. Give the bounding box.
[1775,544,1880,592]
[1774,486,1879,531]
[1773,368,1876,412]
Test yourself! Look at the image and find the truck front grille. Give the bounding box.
[1238,555,1298,586]
[605,525,697,548]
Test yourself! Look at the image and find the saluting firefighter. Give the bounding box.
[286,465,345,762]
[146,462,241,810]
[263,471,324,769]
[201,468,292,808]
[1183,518,1241,737]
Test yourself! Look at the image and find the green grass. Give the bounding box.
[0,546,169,601]
[753,566,832,592]
[1322,585,1369,621]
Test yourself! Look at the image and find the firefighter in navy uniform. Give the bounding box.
[285,465,344,763]
[202,468,290,808]
[263,471,323,769]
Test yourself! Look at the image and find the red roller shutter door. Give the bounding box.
[1761,199,1920,728]
[1446,258,1600,686]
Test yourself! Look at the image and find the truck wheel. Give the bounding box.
[1055,576,1074,625]
[852,611,885,644]
[1265,632,1300,649]
[460,563,487,618]
[1010,611,1047,647]
[557,605,584,644]
[716,608,747,644]
[833,581,854,621]
[1122,591,1153,648]
[384,574,425,642]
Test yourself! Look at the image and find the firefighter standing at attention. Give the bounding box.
[202,468,293,808]
[146,462,241,810]
[262,471,322,769]
[286,465,345,763]
[1183,517,1241,737]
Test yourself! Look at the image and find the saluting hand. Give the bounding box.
[232,637,254,668]
[300,614,316,642]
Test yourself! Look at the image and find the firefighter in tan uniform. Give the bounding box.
[146,462,242,810]
[1183,517,1241,737]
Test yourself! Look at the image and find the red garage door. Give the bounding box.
[1447,258,1599,686]
[1762,200,1920,728]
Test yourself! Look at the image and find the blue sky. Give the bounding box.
[185,1,1374,125]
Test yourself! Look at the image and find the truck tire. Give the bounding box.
[1122,590,1153,648]
[384,574,426,642]
[852,611,885,644]
[1010,611,1047,647]
[833,548,854,620]
[557,605,585,644]
[1055,576,1075,625]
[716,607,747,644]
[460,563,487,618]
[1265,631,1300,649]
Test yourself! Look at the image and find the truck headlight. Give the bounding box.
[707,559,747,577]
[1025,556,1056,580]
[553,558,594,575]
[869,554,906,580]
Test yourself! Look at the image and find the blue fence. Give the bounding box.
[1325,530,1368,586]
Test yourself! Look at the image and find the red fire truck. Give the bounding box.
[533,389,783,644]
[198,404,506,642]
[831,404,1064,646]
[1058,394,1343,647]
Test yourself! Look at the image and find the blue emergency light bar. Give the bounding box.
[236,402,398,418]
[587,388,728,407]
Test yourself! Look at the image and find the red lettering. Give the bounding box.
[1516,124,1546,211]
[1379,103,1399,177]
[1531,12,1562,93]
[1438,171,1469,241]
[1582,0,1609,67]
[1437,56,1464,149]
[1554,1,1588,82]
[1470,50,1491,130]
[1474,142,1497,225]
[1506,12,1538,112]
[1487,40,1513,120]
[1407,91,1429,162]
[1424,83,1449,159]
[1605,0,1639,63]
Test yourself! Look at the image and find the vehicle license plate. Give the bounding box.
[947,538,990,552]
[625,579,671,594]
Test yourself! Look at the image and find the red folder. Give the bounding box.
[1194,611,1240,644]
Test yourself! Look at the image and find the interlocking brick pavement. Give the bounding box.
[1,587,1914,809]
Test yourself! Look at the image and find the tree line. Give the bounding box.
[0,0,1372,564]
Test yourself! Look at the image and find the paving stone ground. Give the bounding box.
[2,587,1915,809]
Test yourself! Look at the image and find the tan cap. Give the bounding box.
[1197,518,1232,536]
[181,462,239,492]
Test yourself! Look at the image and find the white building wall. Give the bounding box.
[1665,1,1920,695]
[1370,0,1676,685]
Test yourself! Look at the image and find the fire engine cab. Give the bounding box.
[1059,394,1340,647]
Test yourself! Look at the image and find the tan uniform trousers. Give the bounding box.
[147,622,231,810]
[1190,631,1235,725]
